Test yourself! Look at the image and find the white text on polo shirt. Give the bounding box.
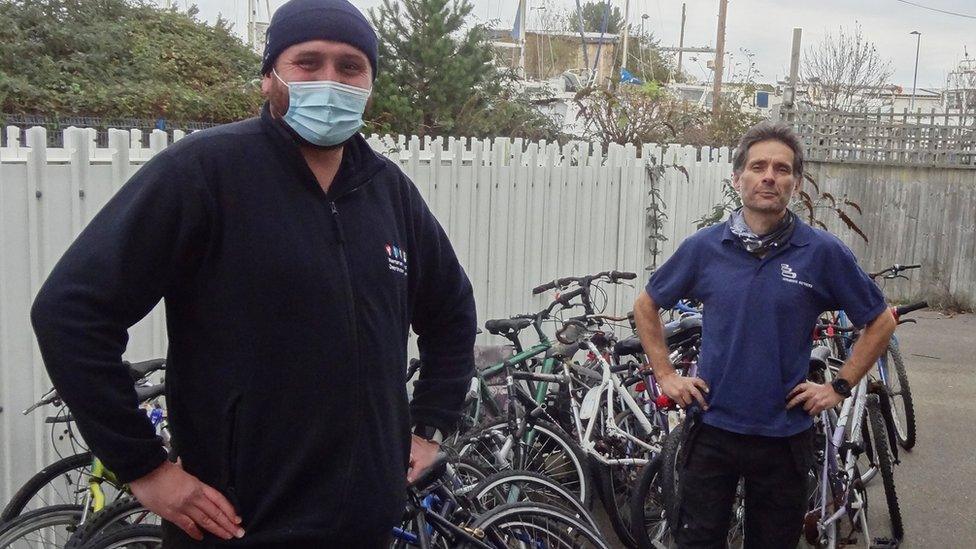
[781,264,813,288]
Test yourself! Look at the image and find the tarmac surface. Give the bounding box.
[595,311,976,548]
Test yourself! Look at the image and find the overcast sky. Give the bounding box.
[157,0,975,89]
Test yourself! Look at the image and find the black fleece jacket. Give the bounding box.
[30,104,477,545]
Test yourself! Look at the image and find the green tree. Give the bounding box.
[368,0,558,139]
[0,0,262,121]
[578,1,622,34]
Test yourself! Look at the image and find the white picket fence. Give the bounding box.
[0,125,732,502]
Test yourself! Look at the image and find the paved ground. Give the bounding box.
[596,312,975,548]
[876,311,976,547]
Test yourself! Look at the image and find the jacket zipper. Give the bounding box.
[326,194,366,530]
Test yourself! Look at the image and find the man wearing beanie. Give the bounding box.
[30,0,477,546]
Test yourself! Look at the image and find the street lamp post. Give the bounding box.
[910,30,921,112]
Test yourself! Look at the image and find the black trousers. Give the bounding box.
[675,422,814,549]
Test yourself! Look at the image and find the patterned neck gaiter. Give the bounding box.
[728,207,796,256]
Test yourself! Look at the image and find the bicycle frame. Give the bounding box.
[467,343,552,425]
[812,374,872,548]
[569,341,662,467]
[392,478,495,549]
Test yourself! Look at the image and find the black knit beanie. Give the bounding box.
[260,0,378,80]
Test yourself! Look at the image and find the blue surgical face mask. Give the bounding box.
[274,70,371,147]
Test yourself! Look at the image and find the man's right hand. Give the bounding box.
[657,371,710,410]
[129,460,244,541]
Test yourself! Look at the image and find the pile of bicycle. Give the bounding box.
[0,264,927,548]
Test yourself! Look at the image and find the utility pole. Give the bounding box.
[518,0,528,78]
[620,0,631,71]
[910,31,921,111]
[711,0,728,116]
[783,27,802,122]
[247,0,256,51]
[677,3,686,82]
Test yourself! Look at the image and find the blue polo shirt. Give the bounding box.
[646,218,887,437]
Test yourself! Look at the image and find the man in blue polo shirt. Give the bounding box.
[633,121,897,548]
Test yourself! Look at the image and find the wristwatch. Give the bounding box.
[831,377,852,398]
[412,423,444,444]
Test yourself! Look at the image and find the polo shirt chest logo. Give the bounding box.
[780,263,813,288]
[385,243,408,277]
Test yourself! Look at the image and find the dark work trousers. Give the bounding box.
[675,421,815,549]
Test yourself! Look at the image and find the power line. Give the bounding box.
[892,0,976,20]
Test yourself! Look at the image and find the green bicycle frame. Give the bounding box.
[82,457,122,522]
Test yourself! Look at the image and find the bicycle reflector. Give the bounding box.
[655,394,676,409]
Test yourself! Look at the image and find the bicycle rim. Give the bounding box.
[0,504,83,548]
[459,420,591,506]
[473,503,610,549]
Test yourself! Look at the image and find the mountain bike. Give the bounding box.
[867,263,925,450]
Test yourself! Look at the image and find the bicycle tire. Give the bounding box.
[81,523,162,548]
[465,502,610,549]
[0,503,83,548]
[470,470,597,530]
[458,419,593,508]
[866,395,904,542]
[0,452,121,521]
[65,496,159,549]
[594,410,655,549]
[658,420,684,528]
[628,456,671,549]
[884,343,917,450]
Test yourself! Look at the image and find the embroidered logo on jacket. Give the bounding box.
[780,263,813,288]
[386,243,407,276]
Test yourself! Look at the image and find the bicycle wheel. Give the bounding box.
[658,420,684,527]
[629,456,671,549]
[64,496,159,549]
[471,470,597,530]
[1,452,124,521]
[453,456,491,484]
[866,395,904,542]
[882,343,917,450]
[458,419,593,508]
[0,504,82,548]
[466,502,610,549]
[81,524,162,548]
[594,410,656,549]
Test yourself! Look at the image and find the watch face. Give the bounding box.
[832,378,851,396]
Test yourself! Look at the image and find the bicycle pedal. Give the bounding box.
[870,537,900,549]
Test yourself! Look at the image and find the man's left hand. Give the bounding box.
[406,434,440,484]
[786,382,845,415]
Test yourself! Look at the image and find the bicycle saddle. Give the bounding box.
[484,318,532,336]
[126,358,166,381]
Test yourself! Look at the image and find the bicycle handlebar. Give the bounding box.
[870,263,922,280]
[816,323,857,333]
[531,270,637,295]
[894,301,927,318]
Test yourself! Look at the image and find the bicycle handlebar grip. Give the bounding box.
[903,264,922,270]
[895,301,928,317]
[610,270,638,280]
[532,282,554,295]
